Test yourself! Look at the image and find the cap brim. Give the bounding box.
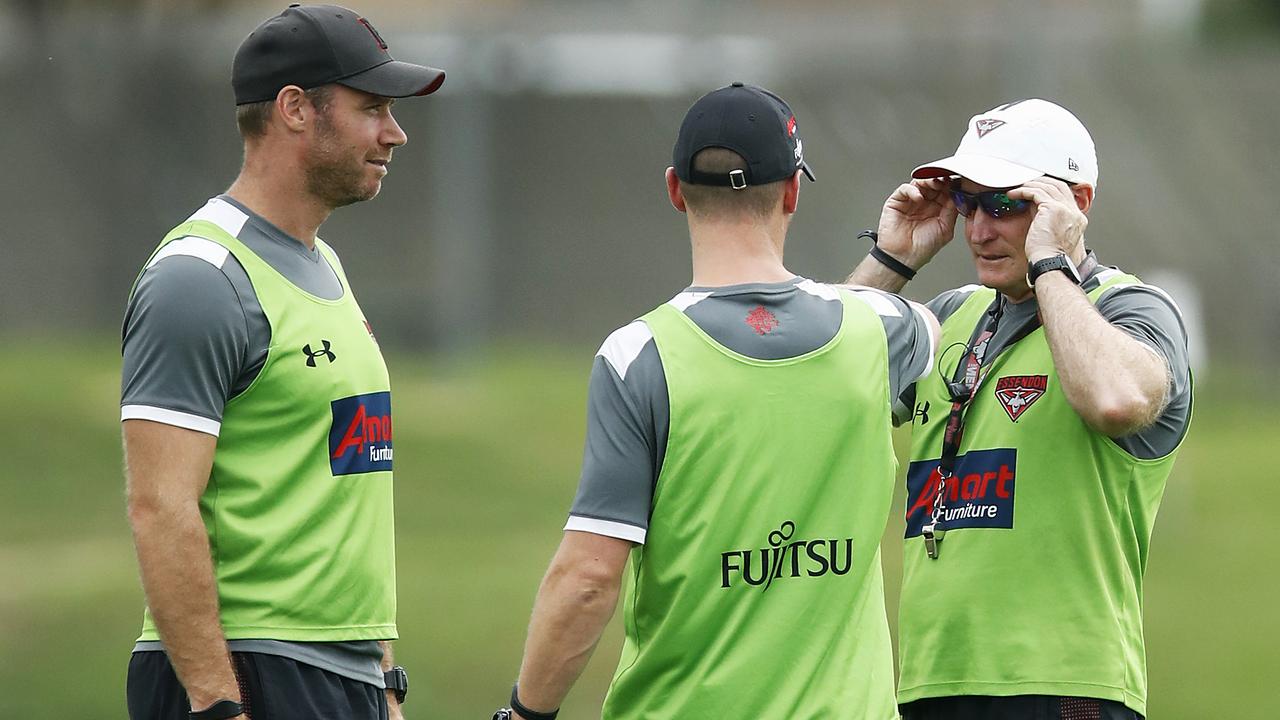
[800,160,816,183]
[339,60,445,99]
[912,154,1042,188]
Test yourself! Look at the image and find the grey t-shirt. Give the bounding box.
[121,196,383,687]
[900,253,1192,459]
[565,278,935,543]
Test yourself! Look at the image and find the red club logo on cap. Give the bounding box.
[787,116,797,137]
[975,118,1006,138]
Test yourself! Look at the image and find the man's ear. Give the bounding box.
[1073,182,1095,214]
[276,85,309,134]
[781,171,801,215]
[665,167,687,214]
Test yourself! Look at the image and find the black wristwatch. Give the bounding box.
[1026,254,1082,287]
[189,699,243,720]
[384,666,408,704]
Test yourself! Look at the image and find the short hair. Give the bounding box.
[679,147,786,220]
[235,85,334,139]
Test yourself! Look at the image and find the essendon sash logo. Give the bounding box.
[329,392,393,476]
[994,374,1048,422]
[904,448,1016,538]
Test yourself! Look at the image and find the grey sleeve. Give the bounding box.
[120,255,252,434]
[854,290,934,402]
[926,286,980,324]
[566,340,668,543]
[1095,284,1193,458]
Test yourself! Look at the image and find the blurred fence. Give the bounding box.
[1,0,1277,363]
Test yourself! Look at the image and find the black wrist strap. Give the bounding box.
[384,666,408,704]
[861,230,917,281]
[510,684,559,720]
[189,699,242,720]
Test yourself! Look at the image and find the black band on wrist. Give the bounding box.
[189,699,242,720]
[861,230,917,281]
[510,684,559,720]
[384,666,408,705]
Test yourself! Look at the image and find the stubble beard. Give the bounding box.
[304,112,379,209]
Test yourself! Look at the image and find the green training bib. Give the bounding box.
[899,274,1189,716]
[135,213,397,642]
[601,290,900,720]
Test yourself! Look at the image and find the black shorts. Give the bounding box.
[126,650,388,720]
[900,695,1144,720]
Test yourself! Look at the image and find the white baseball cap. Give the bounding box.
[912,99,1098,188]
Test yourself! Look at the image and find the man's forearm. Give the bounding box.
[514,568,620,714]
[130,501,240,709]
[512,533,630,716]
[844,253,911,293]
[379,641,404,718]
[1036,271,1170,435]
[379,640,394,671]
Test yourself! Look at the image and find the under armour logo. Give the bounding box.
[914,400,931,425]
[303,340,336,367]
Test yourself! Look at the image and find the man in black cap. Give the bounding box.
[491,83,937,720]
[120,5,442,719]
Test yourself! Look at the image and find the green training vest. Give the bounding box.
[135,213,397,642]
[898,273,1189,716]
[601,290,900,720]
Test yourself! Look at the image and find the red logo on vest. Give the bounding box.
[745,306,779,335]
[994,374,1048,422]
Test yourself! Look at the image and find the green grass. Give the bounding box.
[0,337,1274,718]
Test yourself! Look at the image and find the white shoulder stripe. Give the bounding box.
[1093,268,1124,285]
[1137,284,1185,318]
[849,289,903,317]
[668,291,713,311]
[796,279,841,301]
[565,516,647,544]
[121,405,221,437]
[145,237,230,271]
[187,197,249,238]
[596,320,654,380]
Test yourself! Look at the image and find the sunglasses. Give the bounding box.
[949,183,1032,219]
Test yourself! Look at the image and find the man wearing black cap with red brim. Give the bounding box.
[491,83,937,720]
[120,5,442,719]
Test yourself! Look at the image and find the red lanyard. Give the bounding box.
[922,298,1004,559]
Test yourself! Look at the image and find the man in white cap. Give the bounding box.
[846,99,1193,720]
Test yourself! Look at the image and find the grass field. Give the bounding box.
[0,336,1275,718]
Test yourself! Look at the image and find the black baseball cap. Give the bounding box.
[673,82,815,189]
[232,4,445,105]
